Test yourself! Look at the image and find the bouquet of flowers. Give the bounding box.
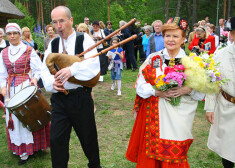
[181,52,228,94]
[220,31,228,42]
[155,65,187,106]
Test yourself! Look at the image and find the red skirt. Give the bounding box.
[126,102,190,168]
[7,123,50,156]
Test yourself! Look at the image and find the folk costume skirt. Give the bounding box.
[5,80,50,156]
[126,95,197,168]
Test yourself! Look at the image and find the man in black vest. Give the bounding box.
[40,6,101,168]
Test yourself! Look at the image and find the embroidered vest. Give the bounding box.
[2,46,32,87]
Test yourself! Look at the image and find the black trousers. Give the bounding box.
[134,44,145,62]
[222,158,234,168]
[50,87,101,168]
[123,42,137,69]
[98,48,108,75]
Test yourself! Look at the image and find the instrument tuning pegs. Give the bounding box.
[19,110,24,116]
[24,105,29,110]
[37,120,42,125]
[26,125,32,131]
[47,111,52,115]
[12,110,18,116]
[34,95,39,101]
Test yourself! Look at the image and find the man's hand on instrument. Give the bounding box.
[30,78,38,86]
[53,81,66,92]
[1,86,7,97]
[54,67,71,85]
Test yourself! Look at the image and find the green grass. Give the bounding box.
[0,61,222,168]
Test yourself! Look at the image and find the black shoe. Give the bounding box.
[132,68,138,72]
[18,157,29,165]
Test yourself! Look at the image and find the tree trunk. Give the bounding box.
[108,0,110,21]
[165,0,169,22]
[36,0,39,22]
[227,0,231,18]
[230,0,233,17]
[41,1,44,29]
[192,0,197,25]
[176,0,181,17]
[223,0,226,19]
[185,0,191,29]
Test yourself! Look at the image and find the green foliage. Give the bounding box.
[32,33,44,53]
[109,2,127,30]
[8,1,35,31]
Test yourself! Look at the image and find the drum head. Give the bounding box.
[6,86,37,108]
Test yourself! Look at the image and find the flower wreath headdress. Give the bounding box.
[166,17,188,31]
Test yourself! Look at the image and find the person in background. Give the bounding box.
[146,20,165,57]
[188,23,199,44]
[225,17,231,30]
[205,16,235,168]
[188,26,216,55]
[0,23,50,166]
[44,24,59,51]
[91,20,107,81]
[107,36,123,96]
[0,28,10,52]
[142,25,152,59]
[207,24,219,48]
[21,27,38,54]
[99,21,105,30]
[104,21,113,46]
[216,18,229,43]
[200,20,206,28]
[205,16,210,24]
[133,21,145,63]
[84,17,93,32]
[119,20,138,72]
[0,28,10,119]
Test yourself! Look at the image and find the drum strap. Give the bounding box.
[7,46,30,131]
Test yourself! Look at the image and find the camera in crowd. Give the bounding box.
[191,47,200,56]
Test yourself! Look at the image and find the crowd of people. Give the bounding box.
[0,5,235,168]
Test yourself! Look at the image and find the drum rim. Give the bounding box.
[6,85,37,110]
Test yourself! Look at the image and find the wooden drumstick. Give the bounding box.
[78,18,136,57]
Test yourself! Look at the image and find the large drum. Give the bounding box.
[6,85,51,132]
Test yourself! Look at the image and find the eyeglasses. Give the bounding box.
[84,20,89,21]
[52,19,70,25]
[6,32,19,36]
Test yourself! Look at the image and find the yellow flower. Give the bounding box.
[199,62,204,68]
[189,53,195,57]
[193,56,202,62]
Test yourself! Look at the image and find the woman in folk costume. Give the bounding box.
[0,23,50,165]
[126,17,205,168]
[205,16,235,168]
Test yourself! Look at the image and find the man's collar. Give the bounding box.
[154,32,162,36]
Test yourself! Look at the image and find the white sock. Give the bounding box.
[117,80,121,91]
[20,154,29,160]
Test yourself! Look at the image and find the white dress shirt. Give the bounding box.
[41,30,100,93]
